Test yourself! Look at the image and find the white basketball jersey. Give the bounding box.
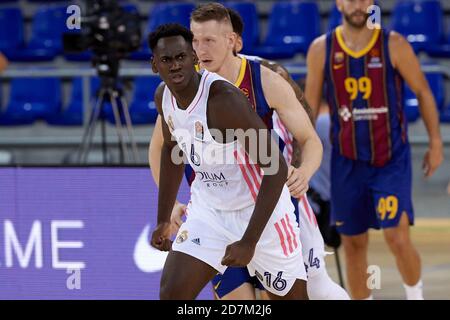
[161,70,292,211]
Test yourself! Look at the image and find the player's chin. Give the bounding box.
[351,19,367,29]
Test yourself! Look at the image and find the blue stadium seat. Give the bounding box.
[225,1,260,54]
[391,0,444,53]
[128,76,161,124]
[427,23,450,58]
[121,3,139,13]
[0,7,25,60]
[48,78,100,126]
[250,1,320,59]
[129,2,195,60]
[328,5,342,31]
[12,6,69,61]
[0,78,62,125]
[440,105,450,123]
[148,2,194,30]
[403,72,444,122]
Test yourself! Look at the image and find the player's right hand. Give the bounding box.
[286,165,309,198]
[422,142,443,178]
[151,222,172,251]
[170,201,187,237]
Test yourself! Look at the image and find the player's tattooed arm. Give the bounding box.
[207,80,288,267]
[151,83,185,251]
[260,59,315,125]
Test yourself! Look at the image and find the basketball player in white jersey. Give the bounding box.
[149,23,312,299]
[149,3,349,300]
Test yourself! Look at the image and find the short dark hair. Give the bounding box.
[227,8,244,37]
[191,2,231,25]
[148,23,194,52]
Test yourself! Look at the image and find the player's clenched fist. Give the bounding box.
[221,240,256,267]
[151,222,172,251]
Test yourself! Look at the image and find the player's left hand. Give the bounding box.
[221,240,256,267]
[286,165,309,198]
[423,142,443,178]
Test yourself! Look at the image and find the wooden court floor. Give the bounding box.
[325,218,450,299]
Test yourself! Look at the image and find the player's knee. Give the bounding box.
[342,235,368,255]
[384,232,411,255]
[286,279,309,300]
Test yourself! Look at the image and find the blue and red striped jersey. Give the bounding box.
[324,26,408,167]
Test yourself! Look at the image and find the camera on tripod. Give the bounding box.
[63,0,142,77]
[62,0,143,164]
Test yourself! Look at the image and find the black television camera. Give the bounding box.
[63,0,142,79]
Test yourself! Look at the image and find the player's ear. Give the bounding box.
[235,36,243,54]
[336,0,343,12]
[150,56,158,74]
[192,49,199,65]
[228,32,237,50]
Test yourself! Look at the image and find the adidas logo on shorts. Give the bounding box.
[191,238,201,246]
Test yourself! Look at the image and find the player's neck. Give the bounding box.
[171,72,202,110]
[340,23,376,52]
[216,54,242,84]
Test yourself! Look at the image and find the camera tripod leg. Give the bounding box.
[119,95,139,163]
[78,88,105,164]
[109,90,129,162]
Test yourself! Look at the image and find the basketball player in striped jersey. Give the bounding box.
[305,0,443,299]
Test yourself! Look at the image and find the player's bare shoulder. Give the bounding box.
[259,59,289,79]
[207,78,256,139]
[388,30,408,47]
[310,34,327,48]
[307,34,326,65]
[208,79,250,114]
[260,64,296,110]
[387,31,412,68]
[260,64,288,90]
